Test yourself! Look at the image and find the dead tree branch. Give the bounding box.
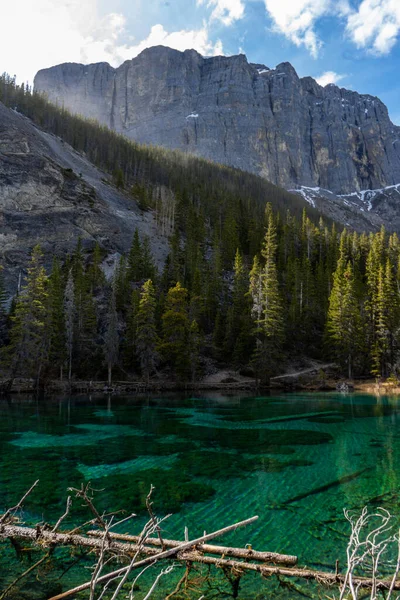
[0,480,39,525]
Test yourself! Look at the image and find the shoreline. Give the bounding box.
[1,377,400,396]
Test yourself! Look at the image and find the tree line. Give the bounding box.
[1,210,400,387]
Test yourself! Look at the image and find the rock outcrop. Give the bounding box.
[0,102,168,295]
[34,45,400,196]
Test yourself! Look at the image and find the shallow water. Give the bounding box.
[1,391,400,598]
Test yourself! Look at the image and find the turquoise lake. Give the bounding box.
[0,391,399,598]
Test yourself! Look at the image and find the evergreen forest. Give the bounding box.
[1,74,400,386]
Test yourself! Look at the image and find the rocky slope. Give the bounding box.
[0,101,169,295]
[35,45,400,197]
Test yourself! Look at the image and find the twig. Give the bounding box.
[68,483,109,535]
[165,565,191,600]
[387,529,400,600]
[0,552,49,600]
[51,497,72,533]
[0,480,39,525]
[146,484,164,549]
[142,565,174,600]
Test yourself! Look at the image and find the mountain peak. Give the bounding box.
[34,45,400,195]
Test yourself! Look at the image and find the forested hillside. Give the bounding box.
[0,74,400,386]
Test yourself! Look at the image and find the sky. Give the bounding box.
[2,0,400,123]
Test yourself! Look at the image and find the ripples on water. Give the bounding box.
[0,392,399,598]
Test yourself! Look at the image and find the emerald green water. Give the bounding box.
[1,391,400,598]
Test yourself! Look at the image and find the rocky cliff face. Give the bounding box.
[0,102,168,295]
[34,45,400,196]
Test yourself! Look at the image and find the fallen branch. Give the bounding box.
[176,550,400,592]
[87,530,297,565]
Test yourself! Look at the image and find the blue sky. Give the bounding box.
[2,0,400,123]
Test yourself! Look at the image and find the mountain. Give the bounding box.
[0,101,168,294]
[34,45,400,198]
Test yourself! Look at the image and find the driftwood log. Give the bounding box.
[86,529,298,565]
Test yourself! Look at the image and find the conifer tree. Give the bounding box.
[250,214,284,381]
[372,259,399,376]
[48,258,66,379]
[225,249,252,364]
[64,269,75,382]
[123,289,140,372]
[136,279,158,381]
[127,229,143,283]
[8,246,49,385]
[159,282,191,380]
[141,236,156,281]
[189,319,202,383]
[114,255,129,311]
[104,283,119,385]
[0,266,8,347]
[326,260,362,378]
[72,244,98,376]
[88,242,105,289]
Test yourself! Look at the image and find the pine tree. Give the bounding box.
[136,279,158,381]
[365,227,386,374]
[72,245,98,376]
[141,236,156,281]
[122,289,140,372]
[64,269,75,382]
[0,266,8,348]
[127,229,143,283]
[189,319,202,383]
[104,283,119,385]
[88,242,105,289]
[225,249,252,364]
[326,260,362,378]
[48,258,66,379]
[250,214,284,381]
[159,282,191,380]
[8,246,49,385]
[372,259,399,377]
[114,255,129,311]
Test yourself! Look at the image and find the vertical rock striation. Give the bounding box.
[34,45,400,195]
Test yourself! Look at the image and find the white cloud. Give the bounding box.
[116,23,223,62]
[263,0,350,57]
[346,0,400,55]
[316,71,346,86]
[263,0,400,58]
[0,0,223,85]
[197,0,245,26]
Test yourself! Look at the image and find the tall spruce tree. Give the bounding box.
[372,259,399,377]
[159,282,191,380]
[127,229,143,283]
[64,270,75,382]
[8,246,49,385]
[326,260,362,378]
[48,258,66,379]
[0,266,8,348]
[104,283,119,385]
[136,279,158,381]
[250,212,284,381]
